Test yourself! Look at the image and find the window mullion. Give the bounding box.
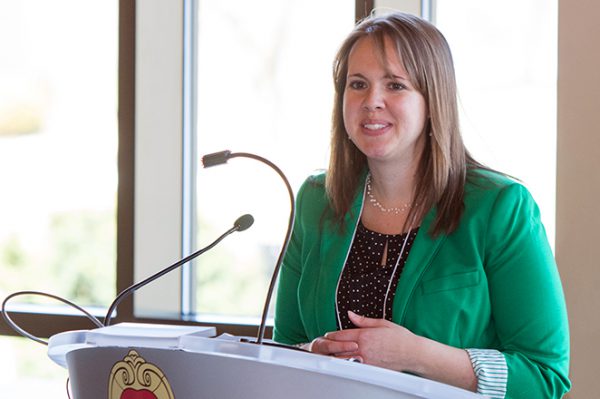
[133,0,185,319]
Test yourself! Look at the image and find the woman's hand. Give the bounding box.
[321,311,421,371]
[307,333,359,358]
[310,311,477,391]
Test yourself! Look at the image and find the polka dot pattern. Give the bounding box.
[336,220,418,330]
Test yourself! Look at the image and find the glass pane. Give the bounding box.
[435,0,558,243]
[0,336,68,398]
[194,1,354,320]
[0,0,118,311]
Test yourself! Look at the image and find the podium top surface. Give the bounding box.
[48,322,216,367]
[48,323,486,399]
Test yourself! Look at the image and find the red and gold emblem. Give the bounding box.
[108,350,175,399]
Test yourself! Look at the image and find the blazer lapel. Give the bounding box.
[316,175,366,334]
[392,209,447,324]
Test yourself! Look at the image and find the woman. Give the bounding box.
[273,12,570,399]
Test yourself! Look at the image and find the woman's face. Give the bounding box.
[343,36,428,167]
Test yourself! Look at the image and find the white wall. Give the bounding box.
[556,0,600,397]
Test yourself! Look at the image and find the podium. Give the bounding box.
[48,323,486,399]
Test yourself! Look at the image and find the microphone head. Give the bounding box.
[202,150,231,168]
[234,214,254,232]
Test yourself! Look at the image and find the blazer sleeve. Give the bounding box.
[484,183,570,398]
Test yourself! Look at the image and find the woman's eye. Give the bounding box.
[348,80,366,90]
[388,82,406,91]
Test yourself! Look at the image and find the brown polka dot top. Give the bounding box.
[336,220,418,330]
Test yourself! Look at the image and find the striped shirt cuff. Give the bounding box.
[466,348,507,399]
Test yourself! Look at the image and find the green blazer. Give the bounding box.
[273,170,570,398]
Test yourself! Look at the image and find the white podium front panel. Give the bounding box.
[48,323,486,399]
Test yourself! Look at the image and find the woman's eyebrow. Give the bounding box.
[347,72,367,79]
[384,73,409,81]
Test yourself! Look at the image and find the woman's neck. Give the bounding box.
[367,160,418,205]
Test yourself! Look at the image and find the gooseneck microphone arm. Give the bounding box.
[104,214,254,326]
[201,150,295,345]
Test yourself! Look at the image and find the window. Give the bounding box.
[133,0,357,328]
[0,1,118,308]
[0,0,119,396]
[435,0,558,243]
[191,0,355,322]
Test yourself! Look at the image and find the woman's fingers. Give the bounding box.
[347,310,391,327]
[309,336,358,355]
[309,313,398,358]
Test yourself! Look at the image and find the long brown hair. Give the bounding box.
[326,12,483,236]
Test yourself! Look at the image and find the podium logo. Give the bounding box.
[108,350,175,399]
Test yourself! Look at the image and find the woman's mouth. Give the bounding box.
[361,121,391,134]
[363,123,388,130]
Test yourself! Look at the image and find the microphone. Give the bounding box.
[233,213,254,232]
[104,214,254,326]
[201,150,295,345]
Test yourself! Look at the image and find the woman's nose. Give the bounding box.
[362,87,384,111]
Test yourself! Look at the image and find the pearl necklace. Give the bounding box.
[366,174,412,214]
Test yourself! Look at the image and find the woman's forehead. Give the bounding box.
[348,36,409,76]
